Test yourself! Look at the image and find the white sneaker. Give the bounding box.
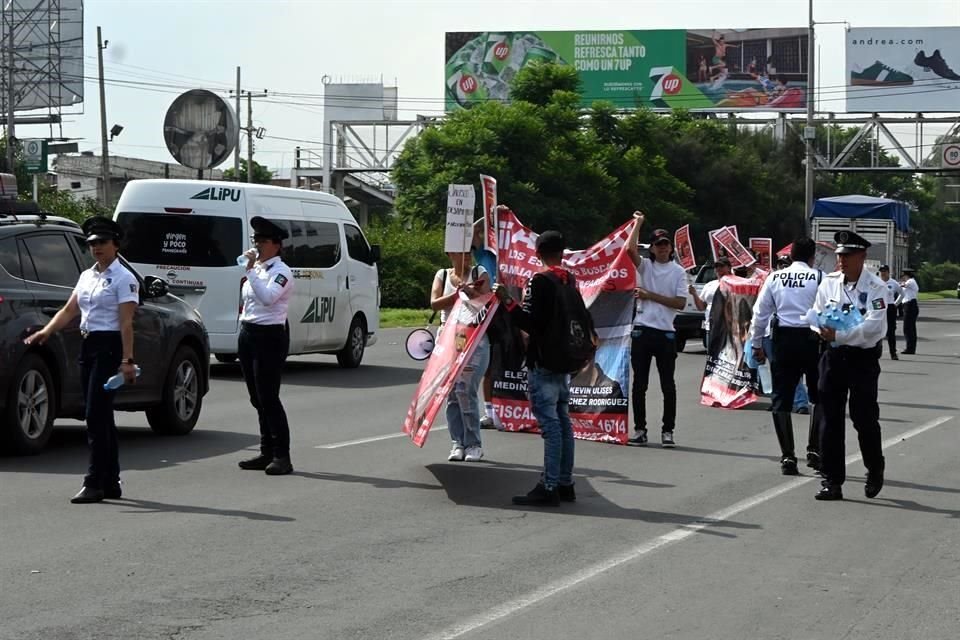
[448,445,465,461]
[464,446,484,462]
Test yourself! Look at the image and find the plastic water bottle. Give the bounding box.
[757,361,773,394]
[237,249,257,267]
[103,366,142,391]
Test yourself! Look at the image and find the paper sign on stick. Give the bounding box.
[479,175,498,255]
[749,238,773,270]
[445,184,475,252]
[712,227,755,268]
[674,224,695,270]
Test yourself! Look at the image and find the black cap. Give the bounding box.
[902,266,916,274]
[536,230,565,254]
[834,230,871,254]
[878,264,890,272]
[776,255,791,267]
[650,228,671,245]
[82,216,123,243]
[250,216,289,241]
[713,257,732,269]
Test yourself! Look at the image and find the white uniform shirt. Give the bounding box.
[73,259,140,332]
[240,256,294,325]
[883,278,902,304]
[812,270,892,349]
[747,262,822,345]
[634,257,687,331]
[699,279,721,331]
[435,265,488,325]
[898,277,918,303]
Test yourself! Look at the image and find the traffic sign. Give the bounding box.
[23,139,48,173]
[942,143,960,169]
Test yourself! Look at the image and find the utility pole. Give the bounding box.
[803,0,816,237]
[234,67,240,180]
[97,26,111,206]
[236,89,267,183]
[5,1,16,173]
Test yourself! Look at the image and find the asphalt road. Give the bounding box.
[2,301,959,640]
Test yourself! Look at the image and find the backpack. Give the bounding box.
[538,271,597,374]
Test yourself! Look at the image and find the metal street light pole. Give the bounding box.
[803,0,816,237]
[97,26,111,206]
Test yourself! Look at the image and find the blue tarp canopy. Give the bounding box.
[810,195,910,232]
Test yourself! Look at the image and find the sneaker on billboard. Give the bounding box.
[448,445,465,462]
[851,61,913,86]
[661,431,676,448]
[628,429,649,446]
[464,446,484,462]
[915,49,960,81]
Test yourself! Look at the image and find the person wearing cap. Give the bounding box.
[494,230,589,506]
[24,216,140,503]
[625,212,688,448]
[236,217,296,476]
[689,257,732,349]
[746,238,823,476]
[878,265,902,359]
[811,231,892,501]
[897,267,919,354]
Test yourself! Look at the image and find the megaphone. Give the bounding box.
[405,328,435,361]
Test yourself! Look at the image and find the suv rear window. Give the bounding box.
[117,212,242,267]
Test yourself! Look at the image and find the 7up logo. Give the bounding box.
[459,74,478,94]
[493,41,510,61]
[662,74,682,95]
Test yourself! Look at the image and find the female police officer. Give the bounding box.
[24,216,139,503]
[236,217,296,476]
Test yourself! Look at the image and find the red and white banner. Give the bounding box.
[749,237,773,271]
[479,174,499,255]
[402,294,500,447]
[711,227,756,268]
[674,224,696,270]
[700,276,762,409]
[493,209,635,444]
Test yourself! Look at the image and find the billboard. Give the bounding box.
[846,27,960,113]
[445,28,808,112]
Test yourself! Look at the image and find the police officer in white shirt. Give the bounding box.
[747,238,823,476]
[897,267,920,354]
[24,217,139,503]
[625,212,687,448]
[812,231,892,501]
[878,265,902,359]
[236,217,296,476]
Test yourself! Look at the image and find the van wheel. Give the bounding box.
[215,353,238,364]
[337,316,366,368]
[147,346,202,436]
[2,354,56,455]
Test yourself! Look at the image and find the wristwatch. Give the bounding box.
[121,358,136,365]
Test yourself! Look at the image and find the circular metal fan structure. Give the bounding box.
[163,89,239,170]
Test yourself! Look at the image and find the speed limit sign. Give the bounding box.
[943,144,960,169]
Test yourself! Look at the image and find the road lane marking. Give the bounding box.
[425,415,953,640]
[315,426,447,449]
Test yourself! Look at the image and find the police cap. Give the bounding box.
[902,266,916,274]
[82,216,123,243]
[878,264,890,272]
[250,216,289,241]
[834,230,871,254]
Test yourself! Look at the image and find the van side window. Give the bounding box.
[344,224,372,264]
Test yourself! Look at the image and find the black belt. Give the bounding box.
[241,321,286,331]
[80,330,120,339]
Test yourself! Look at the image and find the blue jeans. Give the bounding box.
[527,367,574,491]
[446,335,490,448]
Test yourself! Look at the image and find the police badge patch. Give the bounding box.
[274,274,288,287]
[871,298,886,310]
[130,284,137,293]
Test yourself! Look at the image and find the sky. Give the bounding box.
[15,0,960,176]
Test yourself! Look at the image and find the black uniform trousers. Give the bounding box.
[770,326,820,413]
[817,343,884,487]
[903,299,919,352]
[885,304,898,356]
[238,322,291,459]
[630,327,677,432]
[80,332,123,489]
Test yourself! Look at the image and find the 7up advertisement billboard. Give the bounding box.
[445,28,808,112]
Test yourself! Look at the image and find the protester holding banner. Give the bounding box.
[430,253,491,462]
[746,238,823,476]
[690,257,732,349]
[813,231,891,501]
[625,213,687,448]
[471,219,502,430]
[494,231,591,507]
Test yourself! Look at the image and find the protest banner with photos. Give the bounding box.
[700,275,761,409]
[479,175,498,255]
[492,209,635,444]
[445,184,475,252]
[712,227,756,268]
[674,224,696,270]
[749,237,773,270]
[402,293,499,447]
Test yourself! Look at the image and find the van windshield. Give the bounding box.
[116,212,242,267]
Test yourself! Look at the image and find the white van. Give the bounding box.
[113,179,380,367]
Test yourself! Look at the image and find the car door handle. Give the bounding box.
[41,306,59,316]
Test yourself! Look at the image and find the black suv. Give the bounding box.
[0,212,210,455]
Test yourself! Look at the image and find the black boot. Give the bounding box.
[806,405,823,472]
[865,458,885,498]
[773,412,795,459]
[265,457,294,475]
[512,483,560,507]
[239,454,272,470]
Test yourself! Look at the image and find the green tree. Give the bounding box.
[222,158,273,184]
[364,216,446,308]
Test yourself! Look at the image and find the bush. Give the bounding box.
[365,216,447,308]
[917,261,960,292]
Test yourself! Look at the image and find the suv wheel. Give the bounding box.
[3,354,56,455]
[336,315,366,368]
[146,346,202,436]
